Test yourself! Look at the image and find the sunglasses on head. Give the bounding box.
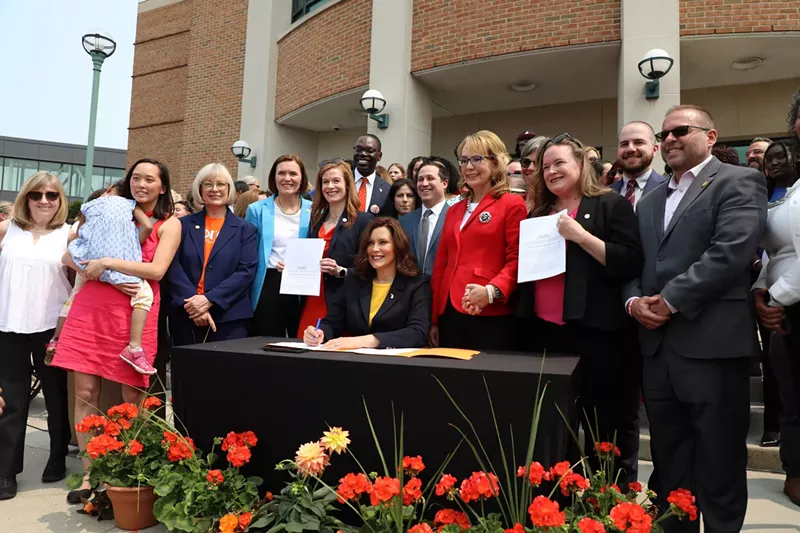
[28,191,59,202]
[654,125,710,143]
[319,158,344,169]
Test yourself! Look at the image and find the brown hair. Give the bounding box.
[387,163,406,179]
[310,162,360,229]
[353,217,419,278]
[13,172,68,230]
[456,130,510,201]
[234,189,265,218]
[376,165,391,183]
[532,135,609,217]
[267,154,309,197]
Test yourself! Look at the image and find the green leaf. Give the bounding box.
[247,476,263,486]
[285,522,306,532]
[66,473,85,491]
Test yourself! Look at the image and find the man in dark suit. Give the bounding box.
[624,105,767,533]
[611,121,667,210]
[353,134,390,213]
[399,158,451,277]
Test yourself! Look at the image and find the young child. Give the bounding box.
[48,183,156,375]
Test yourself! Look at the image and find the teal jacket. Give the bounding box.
[245,196,313,309]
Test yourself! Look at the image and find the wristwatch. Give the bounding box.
[336,267,347,279]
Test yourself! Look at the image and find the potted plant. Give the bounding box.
[67,396,168,530]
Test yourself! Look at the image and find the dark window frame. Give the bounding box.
[291,0,330,22]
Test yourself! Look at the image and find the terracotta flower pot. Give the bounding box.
[105,484,158,531]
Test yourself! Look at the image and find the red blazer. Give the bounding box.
[430,193,527,322]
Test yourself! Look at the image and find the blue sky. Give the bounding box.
[0,0,137,149]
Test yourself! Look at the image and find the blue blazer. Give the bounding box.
[167,208,258,323]
[399,202,450,277]
[245,196,312,308]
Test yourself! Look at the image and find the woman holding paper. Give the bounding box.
[302,217,430,350]
[246,155,313,337]
[296,161,372,338]
[429,130,527,350]
[519,133,642,487]
[167,163,258,345]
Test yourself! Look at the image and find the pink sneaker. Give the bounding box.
[119,346,156,375]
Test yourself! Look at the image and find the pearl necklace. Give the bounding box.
[275,196,300,215]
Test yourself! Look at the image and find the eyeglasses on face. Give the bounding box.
[201,181,229,190]
[521,157,535,169]
[457,155,496,167]
[655,125,710,142]
[28,191,59,201]
[507,170,522,176]
[319,158,344,169]
[353,146,378,155]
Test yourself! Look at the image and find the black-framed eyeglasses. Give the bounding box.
[521,157,535,169]
[353,146,378,155]
[319,158,344,168]
[458,155,496,167]
[27,191,59,202]
[655,125,710,142]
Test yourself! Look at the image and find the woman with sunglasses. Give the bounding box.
[519,133,643,487]
[0,173,72,500]
[429,130,527,350]
[297,161,372,338]
[519,136,548,214]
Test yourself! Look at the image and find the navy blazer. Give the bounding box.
[320,273,430,348]
[399,202,450,277]
[308,211,372,303]
[167,208,258,324]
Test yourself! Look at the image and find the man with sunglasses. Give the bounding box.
[611,121,667,210]
[352,135,390,213]
[624,105,767,533]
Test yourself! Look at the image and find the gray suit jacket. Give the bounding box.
[623,157,767,359]
[610,169,667,204]
[399,202,450,277]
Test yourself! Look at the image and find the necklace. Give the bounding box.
[276,196,300,215]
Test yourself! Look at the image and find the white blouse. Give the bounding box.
[0,221,72,333]
[268,206,301,268]
[754,181,800,307]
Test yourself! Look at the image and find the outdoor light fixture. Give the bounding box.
[637,48,674,100]
[81,31,117,200]
[360,89,389,129]
[232,140,257,168]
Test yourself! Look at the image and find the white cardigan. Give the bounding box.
[753,180,800,307]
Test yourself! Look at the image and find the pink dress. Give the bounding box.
[534,206,579,325]
[52,219,165,388]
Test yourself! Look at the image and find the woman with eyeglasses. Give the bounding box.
[752,141,800,505]
[520,136,548,214]
[296,161,372,338]
[429,130,527,350]
[0,173,72,500]
[518,133,643,487]
[167,163,258,345]
[246,154,313,337]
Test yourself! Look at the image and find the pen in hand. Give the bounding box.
[315,318,322,341]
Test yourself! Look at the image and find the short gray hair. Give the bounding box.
[241,175,259,187]
[192,163,236,206]
[520,136,548,160]
[751,137,772,145]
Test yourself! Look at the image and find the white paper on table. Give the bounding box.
[269,341,328,351]
[279,238,325,296]
[267,341,417,356]
[517,210,567,283]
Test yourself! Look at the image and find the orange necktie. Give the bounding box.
[358,177,368,211]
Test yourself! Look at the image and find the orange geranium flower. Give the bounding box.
[435,473,457,496]
[667,489,698,521]
[222,431,258,452]
[459,471,500,503]
[295,441,329,477]
[628,481,643,493]
[144,397,163,410]
[207,469,224,485]
[517,461,546,487]
[402,455,425,476]
[337,473,372,501]
[107,403,138,420]
[75,414,107,434]
[126,439,143,456]
[165,436,195,462]
[594,441,621,458]
[227,445,252,468]
[403,477,423,505]
[609,502,653,533]
[543,461,572,482]
[86,434,124,458]
[369,476,400,506]
[528,496,565,528]
[434,509,469,531]
[103,421,122,437]
[577,517,606,533]
[219,513,238,533]
[409,524,434,533]
[503,523,525,533]
[559,472,590,496]
[238,512,252,530]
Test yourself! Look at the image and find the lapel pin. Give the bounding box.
[342,218,347,223]
[584,213,590,219]
[194,225,200,230]
[479,212,492,223]
[370,205,380,214]
[701,181,709,188]
[390,293,394,299]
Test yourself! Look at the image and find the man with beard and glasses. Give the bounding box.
[352,134,390,214]
[612,121,667,210]
[746,137,772,172]
[624,105,767,533]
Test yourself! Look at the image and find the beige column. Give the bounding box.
[367,0,432,166]
[618,0,680,172]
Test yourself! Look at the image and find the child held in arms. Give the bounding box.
[47,181,156,375]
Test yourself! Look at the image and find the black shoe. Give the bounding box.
[0,477,17,500]
[760,431,781,447]
[41,456,66,483]
[66,488,92,504]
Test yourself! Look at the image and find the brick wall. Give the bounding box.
[274,0,372,120]
[410,0,621,72]
[128,0,248,196]
[680,0,800,36]
[127,1,191,192]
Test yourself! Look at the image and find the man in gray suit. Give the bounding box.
[399,158,451,277]
[611,121,667,209]
[624,105,767,533]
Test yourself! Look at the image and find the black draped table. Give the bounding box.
[171,337,582,492]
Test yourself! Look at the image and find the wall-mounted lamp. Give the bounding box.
[637,49,674,100]
[360,89,389,129]
[231,140,257,168]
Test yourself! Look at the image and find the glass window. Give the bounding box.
[38,161,72,194]
[104,167,125,188]
[291,0,329,22]
[1,158,39,192]
[70,165,86,198]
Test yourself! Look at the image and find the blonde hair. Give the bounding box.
[0,201,12,218]
[456,130,510,201]
[13,172,68,230]
[192,163,236,206]
[531,136,608,218]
